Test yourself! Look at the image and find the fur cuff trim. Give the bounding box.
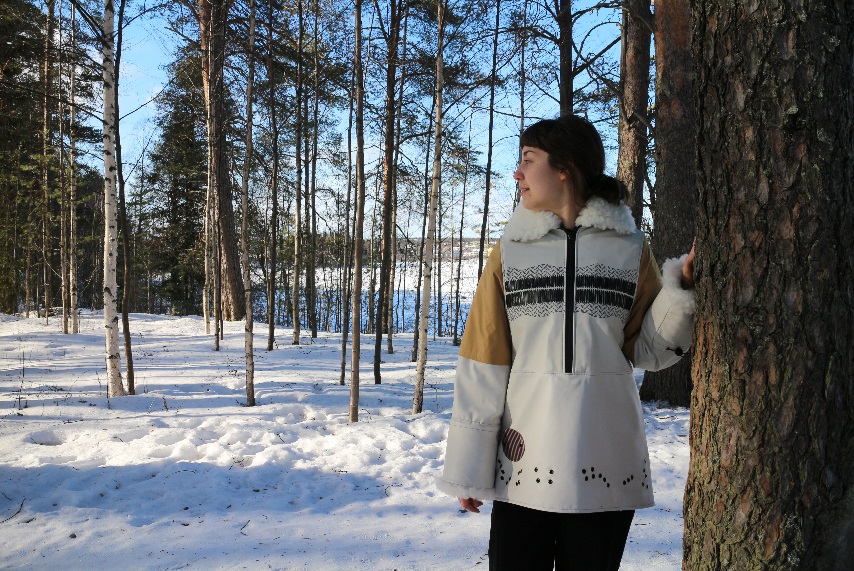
[435,477,496,501]
[575,197,637,235]
[503,203,562,242]
[660,254,696,314]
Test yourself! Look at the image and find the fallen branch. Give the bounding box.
[0,498,25,524]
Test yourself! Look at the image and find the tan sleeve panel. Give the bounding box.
[622,237,663,363]
[458,242,513,366]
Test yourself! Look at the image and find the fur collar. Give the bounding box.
[503,197,637,242]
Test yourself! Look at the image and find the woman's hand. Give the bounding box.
[681,241,696,289]
[458,497,484,513]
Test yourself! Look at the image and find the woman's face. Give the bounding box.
[513,146,573,213]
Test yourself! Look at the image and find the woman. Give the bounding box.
[436,115,696,570]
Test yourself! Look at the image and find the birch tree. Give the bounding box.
[102,0,126,398]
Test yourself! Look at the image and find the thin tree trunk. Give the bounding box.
[616,0,651,229]
[413,0,444,415]
[557,0,574,117]
[291,0,303,346]
[339,43,355,386]
[411,93,434,362]
[477,0,500,280]
[69,3,78,333]
[114,0,134,394]
[453,123,470,346]
[684,1,854,568]
[266,2,279,351]
[42,0,55,323]
[373,0,402,384]
[59,2,68,334]
[241,0,257,406]
[349,0,366,422]
[102,0,125,398]
[308,0,320,339]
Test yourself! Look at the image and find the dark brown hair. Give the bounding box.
[520,115,627,205]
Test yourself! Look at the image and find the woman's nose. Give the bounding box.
[513,168,522,181]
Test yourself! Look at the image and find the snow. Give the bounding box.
[0,312,688,570]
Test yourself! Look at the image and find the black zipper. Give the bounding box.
[564,227,578,374]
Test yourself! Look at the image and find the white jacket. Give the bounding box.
[437,198,695,513]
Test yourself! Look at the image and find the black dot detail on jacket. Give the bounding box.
[534,467,538,472]
[502,429,526,462]
[548,480,553,484]
[582,469,586,474]
[549,470,554,474]
[585,477,588,481]
[536,478,541,483]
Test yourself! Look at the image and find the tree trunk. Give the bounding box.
[374,0,402,384]
[339,51,355,385]
[349,0,366,422]
[412,87,435,362]
[102,0,125,398]
[58,6,68,335]
[684,1,854,568]
[453,123,470,346]
[69,3,78,334]
[42,0,55,323]
[639,0,695,408]
[308,0,320,339]
[616,0,651,229]
[196,0,244,323]
[114,0,134,394]
[557,0,573,117]
[241,0,256,406]
[266,2,279,351]
[413,0,444,415]
[291,0,303,346]
[478,0,500,280]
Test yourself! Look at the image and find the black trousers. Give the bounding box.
[488,501,634,571]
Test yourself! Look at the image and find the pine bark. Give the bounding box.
[616,0,651,229]
[241,0,256,406]
[102,0,125,398]
[266,3,279,351]
[349,0,366,422]
[684,1,854,568]
[413,0,444,415]
[557,0,573,117]
[638,0,695,408]
[291,0,303,345]
[69,3,78,334]
[42,0,55,322]
[374,0,402,384]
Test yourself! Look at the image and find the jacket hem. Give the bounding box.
[490,497,655,514]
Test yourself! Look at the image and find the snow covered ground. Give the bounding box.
[0,312,689,570]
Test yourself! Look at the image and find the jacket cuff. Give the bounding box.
[660,254,696,314]
[438,418,500,500]
[435,477,496,501]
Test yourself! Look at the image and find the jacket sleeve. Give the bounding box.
[622,239,695,371]
[436,242,512,500]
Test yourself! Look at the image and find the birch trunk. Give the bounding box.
[102,0,125,398]
[349,0,366,423]
[413,0,443,415]
[339,42,355,386]
[241,0,256,406]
